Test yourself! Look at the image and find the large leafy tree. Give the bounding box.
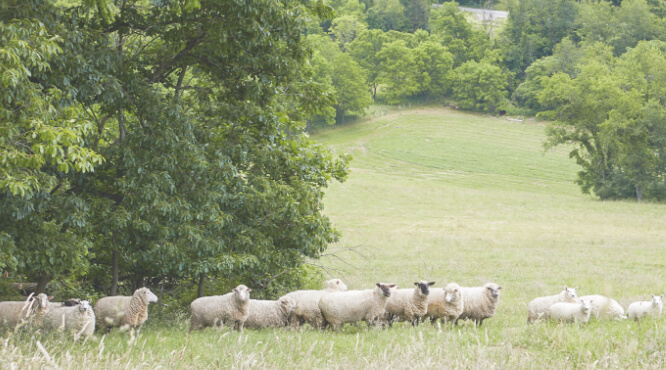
[377,40,418,104]
[349,29,389,99]
[331,54,372,123]
[367,0,410,32]
[501,0,579,78]
[449,60,508,112]
[429,2,490,67]
[540,41,666,200]
[414,40,454,102]
[1,0,349,297]
[576,0,663,57]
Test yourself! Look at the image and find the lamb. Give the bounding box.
[527,286,578,323]
[579,295,626,320]
[44,300,96,339]
[0,293,52,328]
[548,299,592,323]
[244,297,296,329]
[94,287,158,333]
[189,284,251,332]
[280,278,348,329]
[425,282,464,325]
[627,295,663,321]
[455,282,502,327]
[318,283,397,331]
[384,281,435,326]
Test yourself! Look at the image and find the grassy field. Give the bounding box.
[3,107,666,368]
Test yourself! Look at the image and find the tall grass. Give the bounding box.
[3,107,665,368]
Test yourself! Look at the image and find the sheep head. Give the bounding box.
[414,281,435,296]
[485,283,502,299]
[232,284,251,302]
[376,283,397,297]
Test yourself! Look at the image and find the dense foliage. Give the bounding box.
[1,0,349,299]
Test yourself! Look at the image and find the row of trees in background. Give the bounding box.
[1,0,349,301]
[310,1,510,126]
[314,0,666,201]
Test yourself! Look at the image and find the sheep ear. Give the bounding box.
[232,288,237,292]
[336,281,340,285]
[414,282,419,286]
[498,286,502,290]
[428,282,435,286]
[389,284,397,288]
[564,286,568,290]
[376,283,381,288]
[247,288,252,292]
[48,296,53,300]
[652,294,655,299]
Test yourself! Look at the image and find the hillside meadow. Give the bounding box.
[2,107,666,368]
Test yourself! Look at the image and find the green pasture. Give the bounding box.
[3,107,666,368]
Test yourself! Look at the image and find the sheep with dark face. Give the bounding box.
[455,283,502,327]
[0,293,52,328]
[94,287,158,333]
[318,283,397,331]
[384,281,435,326]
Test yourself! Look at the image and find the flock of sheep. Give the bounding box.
[527,286,663,323]
[0,287,158,339]
[0,281,663,339]
[188,280,502,332]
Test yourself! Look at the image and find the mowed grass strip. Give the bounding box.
[3,107,665,368]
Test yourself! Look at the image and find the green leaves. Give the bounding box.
[540,40,666,200]
[449,60,508,112]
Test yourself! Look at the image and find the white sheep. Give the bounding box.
[527,286,578,323]
[0,293,52,328]
[244,297,296,329]
[94,287,158,333]
[579,295,626,320]
[627,295,663,321]
[318,283,397,331]
[455,282,502,327]
[384,281,435,326]
[44,300,96,339]
[189,284,251,332]
[280,278,348,329]
[548,299,592,323]
[425,282,464,325]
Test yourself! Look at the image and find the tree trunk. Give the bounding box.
[135,276,144,290]
[35,273,51,294]
[198,273,206,297]
[111,247,119,295]
[636,184,643,202]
